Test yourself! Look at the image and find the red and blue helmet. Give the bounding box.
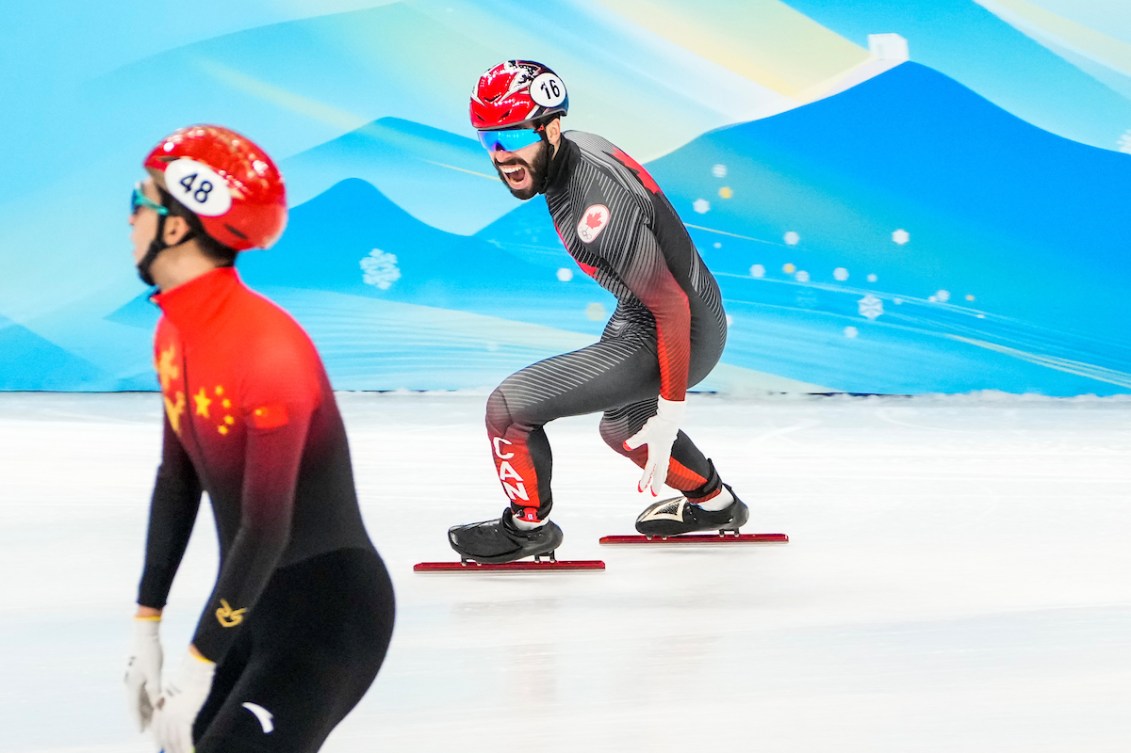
[143,125,287,251]
[470,60,569,131]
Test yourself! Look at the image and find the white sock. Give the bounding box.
[694,486,733,511]
[512,514,547,531]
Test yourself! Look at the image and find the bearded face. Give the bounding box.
[490,138,551,200]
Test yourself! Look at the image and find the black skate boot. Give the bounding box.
[448,509,565,564]
[635,487,749,537]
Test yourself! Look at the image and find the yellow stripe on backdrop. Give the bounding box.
[595,0,869,100]
[976,0,1131,76]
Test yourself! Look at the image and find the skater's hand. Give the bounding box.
[124,615,163,732]
[152,649,215,753]
[624,398,685,496]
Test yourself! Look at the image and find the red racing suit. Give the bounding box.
[138,267,374,662]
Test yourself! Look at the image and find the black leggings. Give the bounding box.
[486,313,726,519]
[192,547,395,753]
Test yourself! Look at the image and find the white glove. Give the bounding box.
[124,617,163,732]
[624,397,686,496]
[152,651,216,753]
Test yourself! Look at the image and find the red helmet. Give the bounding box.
[470,60,569,131]
[143,125,287,251]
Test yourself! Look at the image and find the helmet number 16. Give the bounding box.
[530,72,566,108]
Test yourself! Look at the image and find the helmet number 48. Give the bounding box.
[164,158,233,217]
[179,173,213,205]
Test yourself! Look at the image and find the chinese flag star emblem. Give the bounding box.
[249,402,289,430]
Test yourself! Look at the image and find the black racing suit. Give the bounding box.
[486,131,729,520]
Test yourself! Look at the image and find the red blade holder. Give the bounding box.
[415,551,605,572]
[414,559,606,572]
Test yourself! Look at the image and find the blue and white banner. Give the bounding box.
[2,0,1129,395]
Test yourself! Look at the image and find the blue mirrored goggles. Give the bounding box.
[477,127,543,153]
[130,184,169,217]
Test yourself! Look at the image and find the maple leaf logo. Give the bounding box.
[576,204,611,244]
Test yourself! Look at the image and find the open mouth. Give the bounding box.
[500,164,528,185]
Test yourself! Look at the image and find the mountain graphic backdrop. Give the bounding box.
[629,62,1131,394]
[6,1,1131,395]
[65,62,1131,396]
[5,53,1131,394]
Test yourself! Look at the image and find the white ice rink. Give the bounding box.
[1,391,1130,753]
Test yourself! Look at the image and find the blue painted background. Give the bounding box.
[2,0,1130,395]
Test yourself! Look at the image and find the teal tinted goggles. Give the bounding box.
[477,127,543,153]
[130,184,169,216]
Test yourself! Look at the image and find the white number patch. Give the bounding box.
[530,72,566,108]
[163,158,232,217]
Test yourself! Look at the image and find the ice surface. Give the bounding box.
[1,392,1129,752]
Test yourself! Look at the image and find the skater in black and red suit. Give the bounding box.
[122,125,394,753]
[448,60,749,564]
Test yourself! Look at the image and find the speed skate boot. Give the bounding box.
[635,485,749,537]
[448,509,564,564]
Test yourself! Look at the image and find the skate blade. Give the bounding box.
[414,557,606,572]
[599,532,789,545]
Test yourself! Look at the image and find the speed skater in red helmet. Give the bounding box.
[132,124,287,286]
[125,124,394,753]
[447,62,750,565]
[469,60,569,200]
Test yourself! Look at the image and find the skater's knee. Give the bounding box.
[486,387,510,433]
[486,385,534,435]
[598,416,631,455]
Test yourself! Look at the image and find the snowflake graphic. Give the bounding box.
[892,229,910,245]
[693,198,711,214]
[360,249,401,290]
[858,293,884,320]
[712,164,727,178]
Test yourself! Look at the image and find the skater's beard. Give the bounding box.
[494,141,551,200]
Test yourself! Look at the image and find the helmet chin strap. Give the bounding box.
[136,203,197,287]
